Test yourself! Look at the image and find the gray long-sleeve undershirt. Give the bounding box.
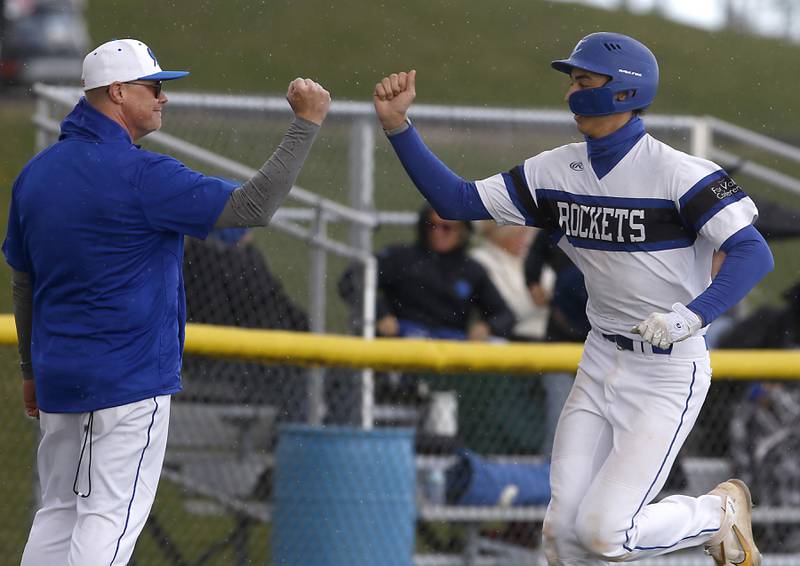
[11,115,320,380]
[12,270,33,380]
[214,116,320,227]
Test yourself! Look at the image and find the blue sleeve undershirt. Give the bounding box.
[387,123,492,220]
[688,225,774,326]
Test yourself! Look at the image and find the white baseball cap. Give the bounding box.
[81,39,189,91]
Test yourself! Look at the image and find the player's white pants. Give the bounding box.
[21,395,170,566]
[543,331,723,564]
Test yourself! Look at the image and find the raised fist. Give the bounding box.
[373,70,416,131]
[286,78,331,126]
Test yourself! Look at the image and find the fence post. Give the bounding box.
[307,205,328,426]
[691,116,712,159]
[349,118,376,429]
[360,256,377,429]
[34,94,50,152]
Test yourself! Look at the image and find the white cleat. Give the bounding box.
[704,479,762,566]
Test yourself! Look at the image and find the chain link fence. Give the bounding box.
[0,86,798,564]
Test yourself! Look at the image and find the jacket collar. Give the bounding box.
[58,97,132,144]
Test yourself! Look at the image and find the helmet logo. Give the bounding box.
[570,161,584,172]
[618,68,642,77]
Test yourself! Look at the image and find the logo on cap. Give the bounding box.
[147,47,158,67]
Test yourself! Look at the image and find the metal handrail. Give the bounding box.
[710,148,800,197]
[707,115,800,164]
[32,83,697,129]
[149,130,375,227]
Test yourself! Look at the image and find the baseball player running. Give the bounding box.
[374,33,773,565]
[6,39,329,565]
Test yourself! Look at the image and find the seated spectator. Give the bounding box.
[718,280,800,349]
[729,381,800,551]
[470,222,554,342]
[181,228,310,424]
[696,280,800,460]
[524,230,590,343]
[339,204,515,341]
[524,229,590,455]
[338,205,518,446]
[184,228,309,331]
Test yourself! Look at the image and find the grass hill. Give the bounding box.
[5,0,800,200]
[84,0,799,140]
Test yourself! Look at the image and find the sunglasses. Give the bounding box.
[124,80,164,98]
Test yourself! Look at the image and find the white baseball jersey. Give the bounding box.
[474,133,757,335]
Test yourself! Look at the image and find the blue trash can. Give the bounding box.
[272,425,416,565]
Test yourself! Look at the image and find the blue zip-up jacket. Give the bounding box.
[3,98,235,412]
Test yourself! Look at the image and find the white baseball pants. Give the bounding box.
[21,395,170,566]
[543,331,724,564]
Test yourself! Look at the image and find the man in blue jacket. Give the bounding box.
[5,38,330,565]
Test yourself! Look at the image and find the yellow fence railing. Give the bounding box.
[0,315,797,378]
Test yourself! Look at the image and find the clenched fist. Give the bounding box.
[287,78,331,126]
[373,70,416,131]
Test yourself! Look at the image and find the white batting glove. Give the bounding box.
[632,303,703,350]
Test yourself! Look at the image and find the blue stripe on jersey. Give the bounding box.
[533,189,694,251]
[678,170,727,206]
[693,191,748,232]
[548,228,565,244]
[501,172,536,226]
[562,235,694,252]
[535,189,677,210]
[678,169,749,231]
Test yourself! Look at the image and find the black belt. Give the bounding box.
[602,333,673,355]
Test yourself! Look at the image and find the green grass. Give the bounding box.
[133,479,271,565]
[82,0,800,140]
[0,100,34,311]
[0,345,36,561]
[0,103,36,553]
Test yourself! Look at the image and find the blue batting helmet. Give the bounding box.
[551,32,659,117]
